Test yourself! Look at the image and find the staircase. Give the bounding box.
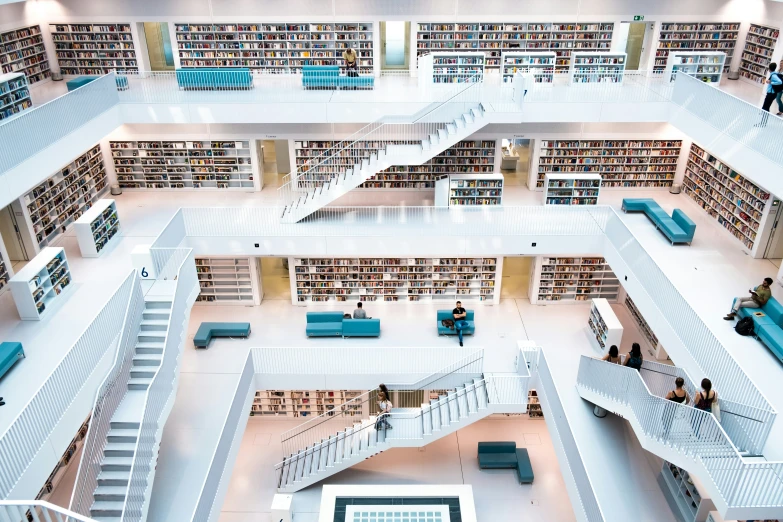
[575,356,783,519]
[274,347,537,493]
[279,74,493,223]
[89,297,173,521]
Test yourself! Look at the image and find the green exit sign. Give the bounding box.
[633,15,645,21]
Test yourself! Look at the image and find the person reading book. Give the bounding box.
[724,277,773,320]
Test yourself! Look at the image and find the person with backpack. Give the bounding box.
[692,378,720,436]
[662,377,691,438]
[375,384,393,432]
[724,277,773,321]
[623,343,643,372]
[755,63,783,126]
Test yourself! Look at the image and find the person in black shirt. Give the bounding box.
[453,301,468,346]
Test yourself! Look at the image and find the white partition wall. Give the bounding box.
[501,52,556,83]
[9,247,71,320]
[570,52,626,84]
[665,51,726,83]
[434,174,504,207]
[417,52,486,85]
[543,173,601,205]
[73,198,120,257]
[586,298,623,353]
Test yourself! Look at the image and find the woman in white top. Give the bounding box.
[376,384,393,430]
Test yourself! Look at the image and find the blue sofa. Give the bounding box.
[622,198,696,245]
[737,297,783,363]
[302,66,339,89]
[176,68,253,90]
[437,310,475,336]
[66,75,129,91]
[305,312,381,338]
[0,342,25,380]
[193,322,251,348]
[338,74,374,90]
[342,318,381,337]
[477,441,534,483]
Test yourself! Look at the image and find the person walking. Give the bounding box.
[662,377,691,438]
[353,301,367,319]
[453,300,468,347]
[343,47,359,77]
[623,343,644,371]
[692,378,719,436]
[375,384,393,432]
[600,345,621,364]
[724,277,773,320]
[755,63,783,126]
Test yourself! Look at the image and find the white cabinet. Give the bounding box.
[665,51,726,83]
[418,52,486,85]
[501,52,556,83]
[435,174,504,207]
[10,247,72,320]
[74,199,120,257]
[570,52,626,84]
[543,173,601,205]
[0,72,32,121]
[529,256,620,304]
[195,257,261,305]
[586,298,623,353]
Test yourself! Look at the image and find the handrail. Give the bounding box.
[576,356,783,510]
[70,274,145,516]
[0,500,98,521]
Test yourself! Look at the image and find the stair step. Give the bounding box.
[463,113,474,124]
[110,421,140,430]
[94,485,128,502]
[133,355,161,367]
[135,343,163,355]
[144,299,173,309]
[130,368,156,378]
[91,517,121,522]
[140,320,168,331]
[107,428,138,443]
[104,442,137,457]
[90,500,125,517]
[128,378,152,390]
[138,334,166,343]
[446,123,457,134]
[97,470,130,487]
[142,312,170,321]
[100,456,133,472]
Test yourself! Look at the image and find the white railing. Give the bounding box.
[537,351,606,522]
[0,271,136,499]
[251,346,476,376]
[190,354,254,522]
[122,249,197,522]
[576,356,783,510]
[69,274,145,516]
[522,69,672,103]
[0,500,97,522]
[672,72,782,164]
[0,73,118,174]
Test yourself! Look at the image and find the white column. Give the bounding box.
[129,22,147,74]
[673,138,692,188]
[527,139,541,191]
[169,22,182,69]
[410,20,418,77]
[250,140,263,191]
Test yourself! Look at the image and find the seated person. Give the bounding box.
[453,300,468,347]
[353,301,370,319]
[724,277,773,320]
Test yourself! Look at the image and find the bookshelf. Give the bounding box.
[417,52,485,85]
[251,389,366,418]
[661,461,715,522]
[570,51,626,83]
[434,174,504,206]
[22,145,109,250]
[36,417,90,503]
[501,51,556,83]
[10,247,71,320]
[416,22,614,72]
[739,23,780,84]
[529,256,620,305]
[0,25,50,84]
[49,23,138,75]
[293,139,496,190]
[291,257,502,305]
[528,389,543,419]
[586,298,623,352]
[621,290,669,361]
[532,139,683,190]
[654,23,739,74]
[543,173,601,205]
[110,140,255,190]
[664,51,726,83]
[195,257,259,305]
[0,72,32,121]
[73,199,120,258]
[683,142,771,256]
[175,23,374,74]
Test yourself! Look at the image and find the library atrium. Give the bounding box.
[2,1,783,521]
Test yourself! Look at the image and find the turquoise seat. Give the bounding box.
[193,322,251,348]
[176,68,253,90]
[338,75,375,89]
[478,442,535,483]
[306,311,344,337]
[515,448,535,483]
[341,318,381,337]
[302,66,339,89]
[66,75,128,91]
[737,297,783,363]
[437,309,475,336]
[0,342,24,380]
[622,198,695,245]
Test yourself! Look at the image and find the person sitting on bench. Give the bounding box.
[353,302,370,319]
[724,277,773,320]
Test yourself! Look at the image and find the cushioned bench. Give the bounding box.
[622,198,696,245]
[302,66,339,89]
[176,68,253,90]
[193,322,251,348]
[0,342,25,380]
[306,311,345,337]
[66,75,129,92]
[338,75,375,90]
[437,310,475,336]
[737,297,783,363]
[478,442,535,484]
[341,318,381,337]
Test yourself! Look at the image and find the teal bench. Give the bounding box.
[342,318,381,337]
[0,342,25,380]
[478,441,534,484]
[437,309,474,336]
[306,311,345,337]
[338,75,374,90]
[622,198,696,245]
[66,75,129,91]
[737,297,783,364]
[193,322,251,349]
[302,66,339,89]
[176,68,253,90]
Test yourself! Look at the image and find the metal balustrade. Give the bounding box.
[0,501,97,522]
[122,249,198,522]
[0,271,136,499]
[576,356,783,510]
[69,275,145,517]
